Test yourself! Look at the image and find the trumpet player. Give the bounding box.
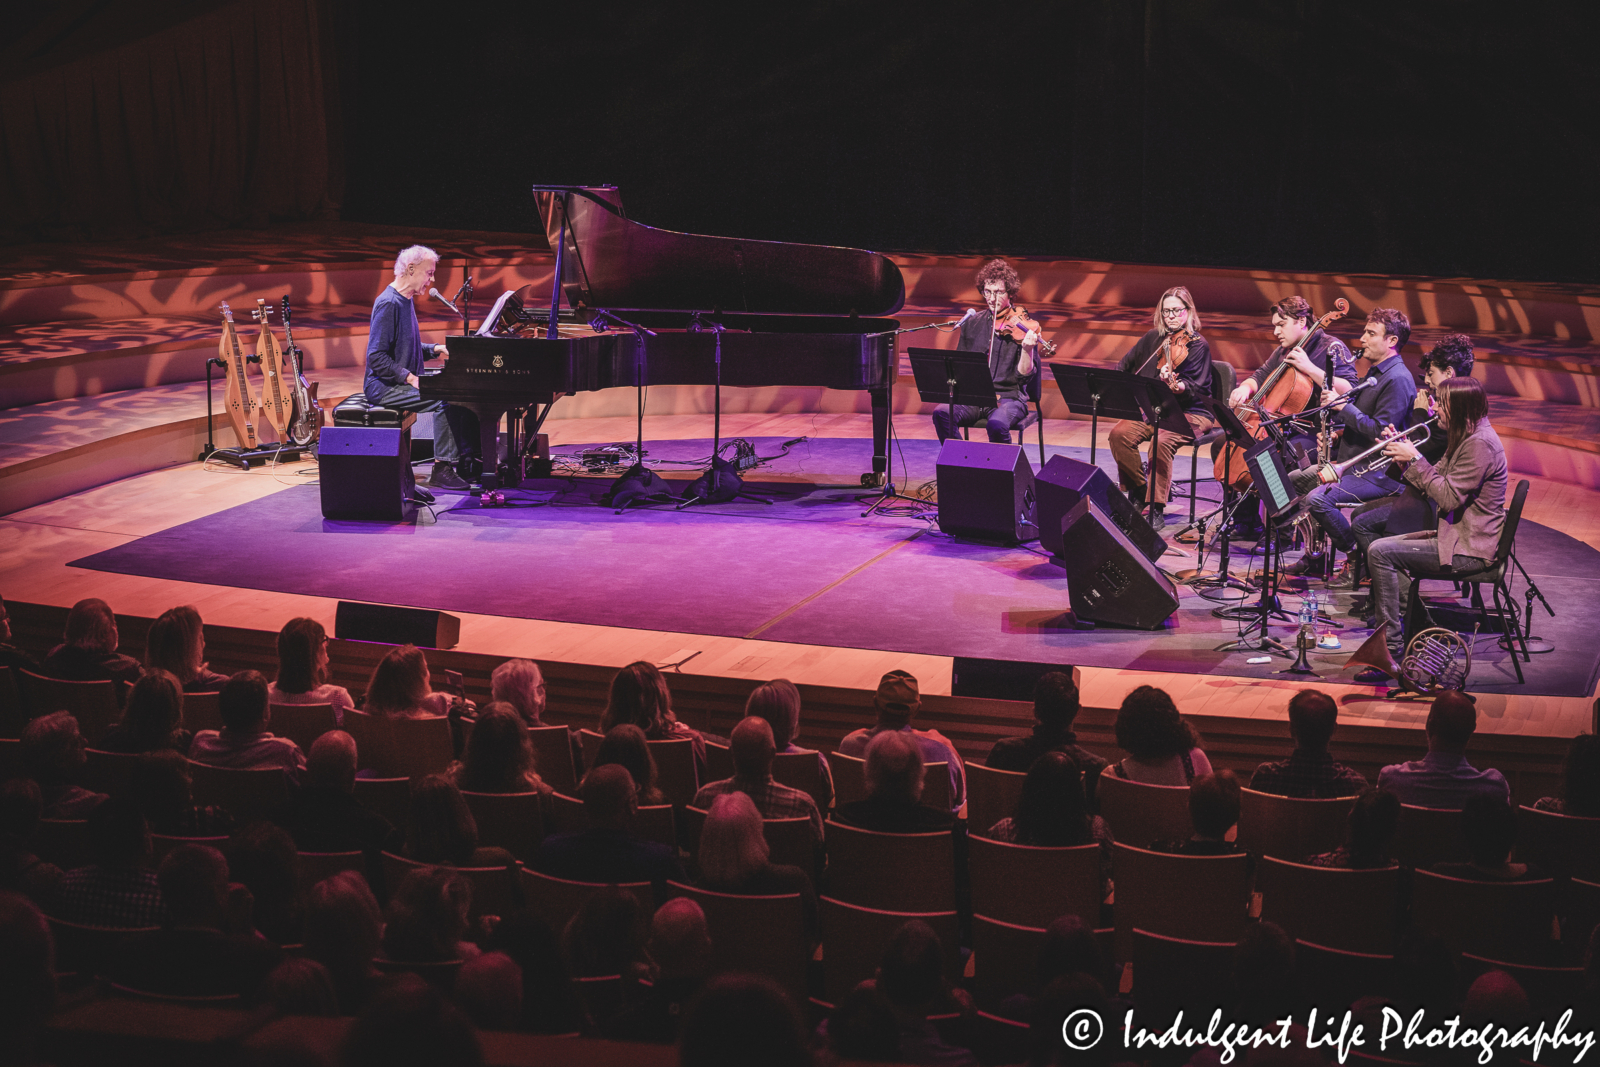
[1356,376,1506,683]
[1284,308,1418,576]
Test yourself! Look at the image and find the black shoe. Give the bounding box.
[1353,667,1392,685]
[428,462,469,490]
[1225,521,1264,542]
[1284,552,1327,577]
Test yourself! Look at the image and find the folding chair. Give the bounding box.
[1110,843,1250,963]
[1410,869,1558,965]
[645,737,699,808]
[818,896,961,1008]
[825,819,956,912]
[1390,803,1471,870]
[19,670,118,743]
[1517,805,1600,882]
[1129,928,1235,1024]
[1256,856,1400,954]
[966,762,1027,833]
[667,881,808,1001]
[968,834,1100,928]
[1295,938,1395,1011]
[380,851,521,918]
[1461,479,1533,682]
[528,725,579,795]
[1096,774,1192,848]
[1237,788,1357,862]
[1180,360,1236,526]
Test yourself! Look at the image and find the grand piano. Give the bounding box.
[420,185,904,490]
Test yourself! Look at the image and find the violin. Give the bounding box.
[1157,329,1193,388]
[993,305,1058,357]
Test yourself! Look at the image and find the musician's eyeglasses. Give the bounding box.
[1161,307,1188,318]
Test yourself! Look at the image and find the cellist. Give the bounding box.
[1108,287,1215,528]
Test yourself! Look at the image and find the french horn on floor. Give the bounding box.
[1347,623,1473,693]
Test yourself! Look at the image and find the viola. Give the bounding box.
[993,305,1058,357]
[1158,328,1193,388]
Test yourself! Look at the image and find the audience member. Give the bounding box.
[1228,921,1300,1026]
[996,914,1108,1024]
[1435,794,1539,881]
[838,670,965,811]
[1154,771,1244,855]
[533,763,687,889]
[49,796,161,926]
[226,820,304,944]
[1028,973,1115,1067]
[1534,733,1600,817]
[1391,930,1457,1015]
[491,658,549,725]
[826,981,901,1063]
[600,660,707,779]
[20,711,105,818]
[303,870,384,1015]
[98,668,192,754]
[105,843,283,996]
[744,677,835,810]
[835,730,956,833]
[0,779,62,903]
[1377,691,1509,808]
[363,644,451,719]
[1307,788,1401,869]
[874,919,978,1066]
[454,950,523,1030]
[450,704,552,795]
[561,883,651,980]
[693,716,823,842]
[0,594,39,673]
[987,752,1114,897]
[260,956,340,1016]
[590,724,667,805]
[679,973,813,1067]
[143,605,229,692]
[986,671,1109,799]
[189,670,306,787]
[276,732,402,856]
[268,617,355,720]
[125,749,235,836]
[344,972,484,1067]
[1107,685,1212,785]
[40,597,142,694]
[384,865,479,963]
[0,891,56,1067]
[403,775,513,868]
[1249,690,1367,798]
[698,791,817,939]
[482,909,584,1034]
[606,897,714,1042]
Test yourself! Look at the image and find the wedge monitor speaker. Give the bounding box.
[1058,499,1179,629]
[935,440,1037,544]
[1035,454,1165,562]
[334,601,461,649]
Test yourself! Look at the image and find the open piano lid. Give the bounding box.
[534,185,905,319]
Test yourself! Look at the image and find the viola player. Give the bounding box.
[931,258,1038,444]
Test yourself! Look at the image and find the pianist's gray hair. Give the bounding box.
[393,244,439,279]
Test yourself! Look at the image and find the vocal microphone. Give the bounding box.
[1348,376,1378,394]
[428,287,462,316]
[956,307,979,326]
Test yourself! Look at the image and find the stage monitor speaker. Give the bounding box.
[335,601,461,649]
[1035,454,1166,563]
[319,426,416,523]
[1059,498,1179,629]
[952,659,1082,702]
[935,439,1036,544]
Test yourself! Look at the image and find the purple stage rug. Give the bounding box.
[69,438,1600,697]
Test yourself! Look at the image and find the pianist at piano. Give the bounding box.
[364,244,479,491]
[931,258,1040,445]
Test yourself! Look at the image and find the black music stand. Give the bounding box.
[1191,397,1256,602]
[907,348,999,437]
[679,316,770,508]
[591,310,676,512]
[1049,364,1190,528]
[1215,438,1302,656]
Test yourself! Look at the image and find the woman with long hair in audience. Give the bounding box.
[986,752,1114,897]
[697,791,817,942]
[98,669,191,754]
[600,661,706,779]
[143,605,228,692]
[363,644,451,719]
[744,678,834,811]
[1534,733,1600,817]
[561,884,651,981]
[449,704,552,796]
[1107,685,1212,785]
[124,749,234,837]
[269,617,355,721]
[1307,787,1401,869]
[588,724,666,805]
[383,865,479,964]
[404,774,513,867]
[304,870,385,1014]
[226,820,304,945]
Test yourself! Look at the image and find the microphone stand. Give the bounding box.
[679,314,768,508]
[859,319,962,519]
[1504,549,1556,654]
[453,275,474,336]
[591,310,677,512]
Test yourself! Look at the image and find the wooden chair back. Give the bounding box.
[970,1010,1032,1067]
[1256,857,1401,954]
[1130,928,1235,1023]
[825,819,955,912]
[0,737,19,781]
[380,852,521,918]
[46,917,158,980]
[0,667,24,738]
[705,738,734,783]
[545,791,675,850]
[267,703,338,753]
[1391,803,1471,869]
[1517,805,1600,882]
[528,725,578,795]
[830,750,950,813]
[461,789,545,862]
[1110,843,1250,963]
[970,914,1046,1007]
[294,851,365,894]
[371,956,463,991]
[1459,953,1587,1017]
[968,834,1100,928]
[967,762,1027,833]
[1096,774,1192,848]
[1410,870,1558,964]
[517,867,653,938]
[1295,938,1396,1010]
[819,896,960,1008]
[771,750,831,814]
[1237,788,1357,861]
[187,760,290,822]
[351,776,411,832]
[682,806,815,878]
[82,747,144,795]
[1565,877,1600,957]
[666,881,808,1002]
[20,670,119,744]
[386,715,454,778]
[577,729,604,777]
[181,691,224,734]
[645,737,699,808]
[150,834,229,861]
[34,818,94,869]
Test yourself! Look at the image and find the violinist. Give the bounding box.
[1284,307,1417,576]
[932,258,1038,444]
[1108,287,1215,527]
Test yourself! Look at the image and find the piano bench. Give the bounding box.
[332,394,416,431]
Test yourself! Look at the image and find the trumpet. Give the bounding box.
[1309,420,1433,485]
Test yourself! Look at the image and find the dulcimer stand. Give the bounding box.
[200,352,305,468]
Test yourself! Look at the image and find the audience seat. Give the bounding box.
[34,818,94,869]
[44,995,260,1066]
[1096,775,1192,849]
[1110,843,1250,963]
[0,667,24,738]
[829,750,950,813]
[381,852,520,919]
[969,1010,1032,1067]
[1390,804,1471,869]
[518,867,653,941]
[682,806,815,878]
[371,956,464,991]
[386,715,455,778]
[1410,869,1558,965]
[294,850,365,894]
[1129,928,1235,1025]
[19,670,119,743]
[818,896,960,1008]
[351,775,411,831]
[1564,877,1600,957]
[570,973,630,1031]
[186,760,289,822]
[343,709,394,776]
[966,762,1027,834]
[666,880,808,1002]
[150,833,228,861]
[104,983,244,1005]
[266,703,338,753]
[1237,788,1357,861]
[1295,938,1396,1010]
[577,729,604,778]
[46,917,159,981]
[82,747,143,795]
[1256,856,1401,954]
[771,749,832,815]
[824,819,956,912]
[1517,804,1600,882]
[645,737,699,808]
[968,834,1100,929]
[546,790,676,850]
[0,736,19,780]
[970,913,1047,1007]
[181,691,223,734]
[1458,953,1587,1017]
[705,738,733,783]
[527,724,578,795]
[461,790,545,862]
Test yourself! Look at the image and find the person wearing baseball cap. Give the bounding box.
[835,670,964,812]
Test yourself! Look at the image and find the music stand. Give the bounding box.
[1190,397,1256,602]
[907,348,999,433]
[1215,438,1302,656]
[1048,365,1191,528]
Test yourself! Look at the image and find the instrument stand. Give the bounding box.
[590,311,677,512]
[1214,512,1294,655]
[1278,624,1319,677]
[1502,549,1556,654]
[200,354,305,469]
[679,317,769,508]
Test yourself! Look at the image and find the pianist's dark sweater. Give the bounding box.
[363,285,437,402]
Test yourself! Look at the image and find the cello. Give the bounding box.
[1216,297,1349,490]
